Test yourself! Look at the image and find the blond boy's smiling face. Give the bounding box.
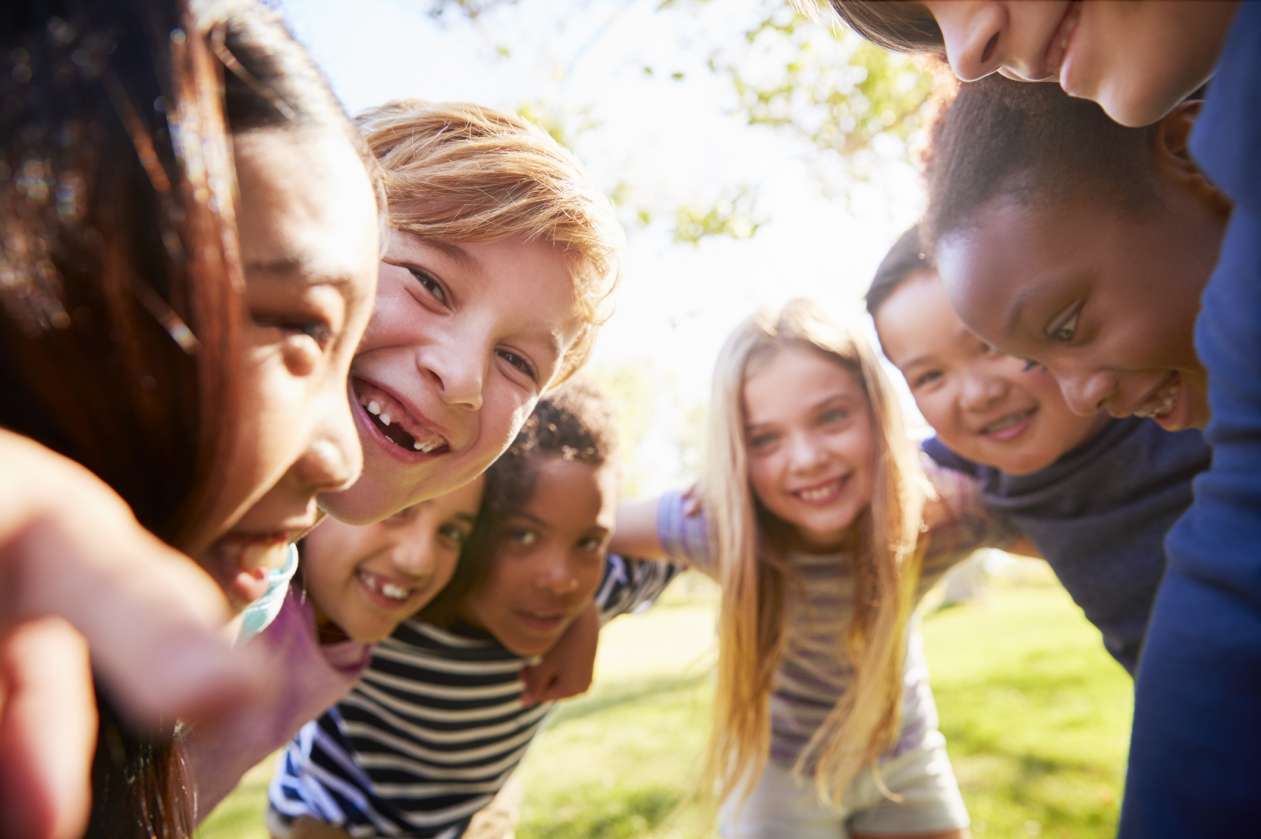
[319,230,584,524]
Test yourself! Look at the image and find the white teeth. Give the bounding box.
[413,440,424,451]
[366,400,381,416]
[381,582,410,600]
[380,412,392,426]
[1135,380,1178,419]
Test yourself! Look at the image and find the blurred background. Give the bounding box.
[200,2,1132,836]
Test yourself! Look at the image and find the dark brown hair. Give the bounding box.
[419,379,618,625]
[864,223,933,318]
[1,1,370,836]
[922,75,1163,250]
[829,1,945,55]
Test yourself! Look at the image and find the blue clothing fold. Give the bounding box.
[1120,5,1261,836]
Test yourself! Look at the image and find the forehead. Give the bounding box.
[233,130,378,295]
[873,270,968,362]
[742,344,862,422]
[522,457,615,518]
[935,200,1086,340]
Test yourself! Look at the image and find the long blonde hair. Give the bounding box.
[700,298,929,806]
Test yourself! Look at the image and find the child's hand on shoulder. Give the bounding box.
[519,602,599,706]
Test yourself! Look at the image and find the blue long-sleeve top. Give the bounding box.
[1119,5,1261,836]
[924,418,1207,676]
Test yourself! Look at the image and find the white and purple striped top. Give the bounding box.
[656,463,1008,771]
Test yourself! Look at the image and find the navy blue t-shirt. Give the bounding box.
[1120,5,1261,837]
[924,418,1207,675]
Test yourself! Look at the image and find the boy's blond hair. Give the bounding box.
[356,100,624,384]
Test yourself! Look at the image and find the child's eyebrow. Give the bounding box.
[423,238,483,273]
[246,256,362,298]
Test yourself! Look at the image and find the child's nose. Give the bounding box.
[298,389,364,492]
[422,344,486,411]
[934,0,1006,82]
[1060,370,1117,418]
[960,371,1006,411]
[389,542,434,578]
[537,558,580,596]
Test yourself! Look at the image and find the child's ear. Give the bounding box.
[1154,101,1230,214]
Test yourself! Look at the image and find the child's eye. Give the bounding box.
[576,535,606,553]
[437,522,470,547]
[1021,358,1043,373]
[819,407,850,423]
[505,527,538,547]
[1044,303,1081,344]
[748,432,777,450]
[407,267,450,307]
[252,314,334,348]
[911,370,942,389]
[497,348,537,383]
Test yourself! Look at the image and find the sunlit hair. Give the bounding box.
[418,378,617,624]
[699,298,929,806]
[827,0,945,55]
[356,100,625,384]
[865,223,933,320]
[2,0,377,835]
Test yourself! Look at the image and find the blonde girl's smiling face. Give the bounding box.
[741,344,877,552]
[458,457,615,658]
[320,231,585,524]
[876,270,1104,475]
[196,129,379,610]
[301,476,484,644]
[919,0,1237,126]
[936,192,1216,433]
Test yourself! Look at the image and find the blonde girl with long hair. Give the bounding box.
[615,298,1009,839]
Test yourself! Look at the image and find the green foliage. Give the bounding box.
[672,186,763,245]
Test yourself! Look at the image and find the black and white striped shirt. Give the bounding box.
[267,554,680,838]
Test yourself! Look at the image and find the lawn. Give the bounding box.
[199,562,1131,839]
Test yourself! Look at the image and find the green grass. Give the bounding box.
[199,565,1132,839]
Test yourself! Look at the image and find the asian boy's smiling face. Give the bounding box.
[319,231,584,524]
[935,191,1218,432]
[919,0,1237,127]
[876,270,1103,475]
[458,457,615,658]
[302,477,484,644]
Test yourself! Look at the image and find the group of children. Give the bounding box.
[2,0,1257,837]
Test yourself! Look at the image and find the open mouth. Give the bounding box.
[352,378,450,459]
[1132,372,1180,423]
[978,406,1037,441]
[792,475,849,505]
[355,569,420,607]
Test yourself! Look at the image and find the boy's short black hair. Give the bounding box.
[923,75,1163,249]
[865,224,933,318]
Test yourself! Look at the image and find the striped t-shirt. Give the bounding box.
[267,554,680,838]
[656,463,1008,772]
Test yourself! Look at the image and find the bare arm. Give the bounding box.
[610,497,671,562]
[0,430,270,839]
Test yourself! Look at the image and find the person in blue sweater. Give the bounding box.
[868,225,1209,677]
[830,1,1258,832]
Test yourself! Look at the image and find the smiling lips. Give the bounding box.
[1131,372,1181,422]
[513,607,567,633]
[978,406,1037,442]
[353,379,450,457]
[792,475,850,505]
[356,568,424,607]
[1040,0,1082,81]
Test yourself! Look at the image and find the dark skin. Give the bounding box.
[934,102,1228,432]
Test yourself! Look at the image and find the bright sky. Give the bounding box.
[280,0,928,491]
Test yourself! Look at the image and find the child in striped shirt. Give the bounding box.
[268,382,680,837]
